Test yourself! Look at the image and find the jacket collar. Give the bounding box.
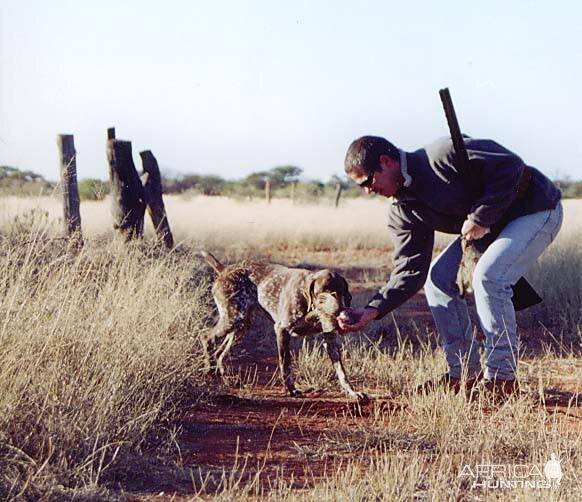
[399,149,412,188]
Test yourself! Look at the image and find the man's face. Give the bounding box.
[349,155,403,197]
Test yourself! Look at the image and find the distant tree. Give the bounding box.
[268,166,303,188]
[179,174,203,191]
[555,178,582,199]
[1,165,47,182]
[161,176,182,194]
[326,174,350,189]
[197,175,225,195]
[303,179,325,196]
[243,171,270,190]
[0,165,55,195]
[161,174,225,195]
[0,165,20,178]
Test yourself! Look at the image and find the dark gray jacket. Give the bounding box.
[367,136,561,318]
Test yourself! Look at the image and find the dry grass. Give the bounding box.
[0,195,454,262]
[2,194,580,256]
[197,335,582,500]
[0,195,580,500]
[0,212,214,499]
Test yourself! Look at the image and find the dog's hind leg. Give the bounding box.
[323,333,368,403]
[205,273,256,377]
[215,319,249,377]
[201,318,230,374]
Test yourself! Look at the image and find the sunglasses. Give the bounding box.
[358,170,375,188]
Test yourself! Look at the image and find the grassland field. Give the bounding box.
[0,195,580,500]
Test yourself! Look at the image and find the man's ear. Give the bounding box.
[379,154,398,171]
[378,154,389,169]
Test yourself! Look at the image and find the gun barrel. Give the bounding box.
[439,88,470,170]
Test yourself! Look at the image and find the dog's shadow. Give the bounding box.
[538,388,582,408]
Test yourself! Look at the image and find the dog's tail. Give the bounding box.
[200,251,225,273]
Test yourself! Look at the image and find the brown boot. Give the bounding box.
[417,374,480,394]
[483,378,520,402]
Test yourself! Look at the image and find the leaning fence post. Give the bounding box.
[107,139,146,240]
[57,134,83,246]
[334,183,343,208]
[139,150,174,249]
[265,179,272,204]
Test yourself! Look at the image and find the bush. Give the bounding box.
[78,178,110,200]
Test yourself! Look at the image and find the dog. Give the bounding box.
[200,251,368,402]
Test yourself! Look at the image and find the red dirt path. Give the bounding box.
[133,292,581,499]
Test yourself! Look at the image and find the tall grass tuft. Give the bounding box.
[0,214,212,499]
[527,230,582,334]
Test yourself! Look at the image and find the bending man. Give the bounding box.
[338,135,562,396]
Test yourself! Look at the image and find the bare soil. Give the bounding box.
[128,284,581,500]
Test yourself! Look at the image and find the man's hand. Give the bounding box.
[337,307,378,333]
[461,219,490,241]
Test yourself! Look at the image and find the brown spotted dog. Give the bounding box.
[200,251,367,402]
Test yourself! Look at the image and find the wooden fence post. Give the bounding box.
[57,134,83,246]
[334,183,343,208]
[265,179,271,204]
[107,139,146,240]
[139,150,174,249]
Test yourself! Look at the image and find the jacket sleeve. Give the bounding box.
[366,203,434,319]
[465,139,525,228]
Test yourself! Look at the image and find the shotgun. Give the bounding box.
[438,87,541,311]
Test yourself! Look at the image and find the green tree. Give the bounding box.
[326,174,350,190]
[197,175,226,195]
[555,178,582,198]
[268,166,303,188]
[243,171,270,190]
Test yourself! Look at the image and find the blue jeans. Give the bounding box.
[424,202,563,381]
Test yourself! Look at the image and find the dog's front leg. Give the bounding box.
[323,333,368,403]
[275,326,301,397]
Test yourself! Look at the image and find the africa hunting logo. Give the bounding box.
[459,454,563,490]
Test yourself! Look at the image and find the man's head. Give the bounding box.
[344,136,404,197]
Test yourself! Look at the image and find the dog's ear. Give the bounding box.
[302,270,330,310]
[302,276,317,311]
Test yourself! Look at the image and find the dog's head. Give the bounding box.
[303,270,352,333]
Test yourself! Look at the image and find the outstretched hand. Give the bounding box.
[337,307,378,333]
[461,219,490,241]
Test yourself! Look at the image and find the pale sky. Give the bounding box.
[1,0,581,182]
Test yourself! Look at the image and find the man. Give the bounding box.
[338,135,562,396]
